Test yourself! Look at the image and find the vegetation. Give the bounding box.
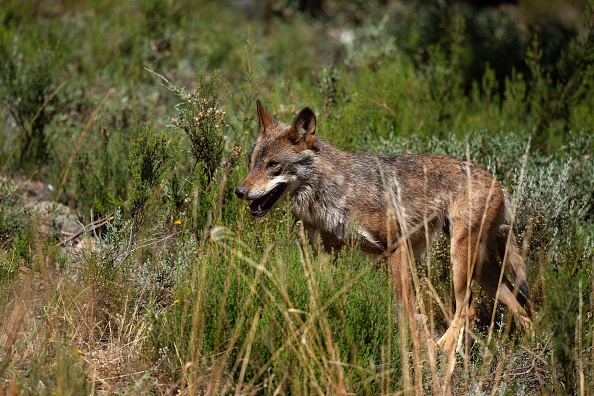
[1,0,593,394]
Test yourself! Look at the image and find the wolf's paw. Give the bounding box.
[516,312,534,331]
[437,325,464,353]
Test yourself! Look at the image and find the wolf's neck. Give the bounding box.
[290,139,350,235]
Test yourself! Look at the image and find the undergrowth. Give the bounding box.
[1,0,594,394]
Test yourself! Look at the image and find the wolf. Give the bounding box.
[235,100,535,351]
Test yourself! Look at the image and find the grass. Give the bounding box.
[1,0,594,394]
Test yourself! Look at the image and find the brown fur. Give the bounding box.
[236,101,535,351]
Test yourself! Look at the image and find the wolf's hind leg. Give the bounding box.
[437,229,479,352]
[474,256,533,329]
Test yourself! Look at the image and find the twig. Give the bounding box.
[55,214,114,247]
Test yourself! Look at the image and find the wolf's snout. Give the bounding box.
[235,186,247,199]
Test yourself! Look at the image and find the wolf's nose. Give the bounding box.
[235,186,247,199]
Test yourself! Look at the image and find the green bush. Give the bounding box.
[0,30,62,169]
[0,177,29,247]
[0,178,30,283]
[129,124,180,223]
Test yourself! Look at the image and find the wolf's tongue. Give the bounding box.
[248,183,287,217]
[249,195,269,213]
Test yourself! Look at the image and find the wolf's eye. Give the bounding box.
[268,161,281,175]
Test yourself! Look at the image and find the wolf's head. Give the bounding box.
[235,100,317,217]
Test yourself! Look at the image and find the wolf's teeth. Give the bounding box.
[258,205,262,212]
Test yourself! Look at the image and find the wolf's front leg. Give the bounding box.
[302,221,322,257]
[387,247,414,314]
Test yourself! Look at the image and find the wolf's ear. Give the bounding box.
[289,107,316,149]
[256,100,277,136]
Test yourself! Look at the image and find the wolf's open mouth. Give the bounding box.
[249,183,287,217]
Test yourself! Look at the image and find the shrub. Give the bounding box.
[161,72,226,185]
[0,177,29,247]
[0,31,62,169]
[128,124,180,224]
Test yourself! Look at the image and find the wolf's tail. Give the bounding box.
[494,193,535,318]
